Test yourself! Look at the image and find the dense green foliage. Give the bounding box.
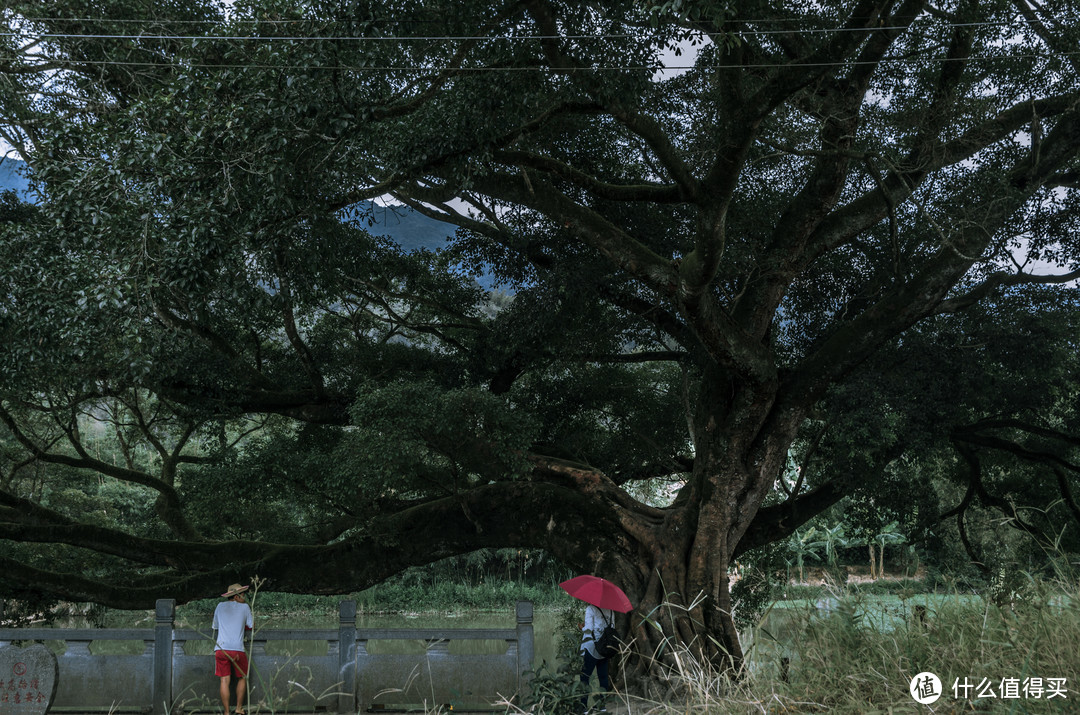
[2,0,1080,675]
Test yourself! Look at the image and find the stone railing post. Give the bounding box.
[338,600,357,713]
[153,599,175,715]
[515,601,534,691]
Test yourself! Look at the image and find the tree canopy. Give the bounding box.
[2,0,1080,672]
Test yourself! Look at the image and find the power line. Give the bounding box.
[13,16,428,24]
[0,18,1070,43]
[12,12,1072,29]
[7,31,657,41]
[15,51,1080,73]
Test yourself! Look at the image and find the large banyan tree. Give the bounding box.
[2,0,1080,673]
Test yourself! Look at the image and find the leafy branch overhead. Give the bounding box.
[1,0,1079,674]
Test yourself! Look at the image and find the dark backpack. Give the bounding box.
[594,611,619,659]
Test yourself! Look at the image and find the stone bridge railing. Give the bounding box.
[0,599,534,714]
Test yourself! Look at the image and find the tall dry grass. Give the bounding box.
[590,578,1080,714]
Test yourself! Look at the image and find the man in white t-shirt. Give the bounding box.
[213,583,253,715]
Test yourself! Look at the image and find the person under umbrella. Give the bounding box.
[560,575,632,714]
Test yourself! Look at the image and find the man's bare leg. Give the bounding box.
[219,675,232,714]
[235,676,247,714]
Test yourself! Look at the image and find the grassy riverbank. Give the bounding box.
[21,573,1080,712]
[497,571,1080,714]
[592,583,1080,714]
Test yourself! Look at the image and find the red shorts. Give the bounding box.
[215,649,249,677]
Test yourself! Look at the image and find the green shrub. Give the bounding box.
[520,660,589,715]
[519,602,587,714]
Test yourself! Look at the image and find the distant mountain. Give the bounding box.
[364,201,455,253]
[0,163,492,286]
[0,158,29,197]
[365,202,497,288]
[0,162,451,253]
[365,202,496,289]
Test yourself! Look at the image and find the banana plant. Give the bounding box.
[787,527,822,583]
[871,521,907,579]
[811,523,849,568]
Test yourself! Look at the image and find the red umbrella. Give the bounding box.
[560,575,633,613]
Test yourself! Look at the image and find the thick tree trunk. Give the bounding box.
[609,491,759,689]
[605,377,797,685]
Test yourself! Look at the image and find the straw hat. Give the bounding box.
[221,583,250,598]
